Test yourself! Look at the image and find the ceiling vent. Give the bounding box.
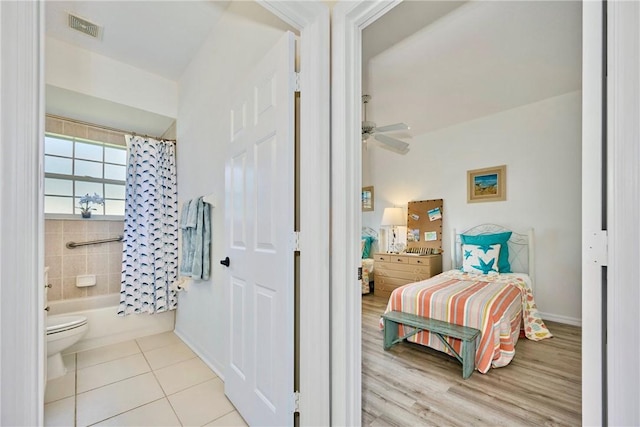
[68,13,101,38]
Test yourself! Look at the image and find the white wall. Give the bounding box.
[45,37,177,119]
[174,1,293,376]
[363,91,582,323]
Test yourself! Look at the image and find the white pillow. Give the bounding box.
[461,243,501,274]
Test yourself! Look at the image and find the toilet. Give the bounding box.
[46,314,88,380]
[44,266,89,380]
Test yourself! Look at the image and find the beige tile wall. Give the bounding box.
[45,219,124,301]
[46,115,127,147]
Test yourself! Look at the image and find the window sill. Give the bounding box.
[44,214,125,221]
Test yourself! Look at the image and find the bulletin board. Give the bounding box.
[406,199,443,254]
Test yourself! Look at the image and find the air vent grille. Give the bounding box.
[68,14,100,38]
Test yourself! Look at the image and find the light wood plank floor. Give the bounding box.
[362,293,581,427]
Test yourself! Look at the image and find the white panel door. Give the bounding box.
[224,31,296,427]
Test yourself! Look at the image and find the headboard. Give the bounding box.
[451,224,535,288]
[362,226,378,240]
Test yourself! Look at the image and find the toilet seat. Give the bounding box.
[46,315,88,335]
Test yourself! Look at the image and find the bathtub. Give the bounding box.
[48,294,175,353]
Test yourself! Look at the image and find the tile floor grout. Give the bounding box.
[86,396,167,427]
[139,338,185,427]
[45,332,247,427]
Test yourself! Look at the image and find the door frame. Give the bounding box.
[0,1,330,425]
[605,1,640,425]
[0,1,46,425]
[330,1,401,425]
[259,4,331,424]
[581,2,604,424]
[331,0,639,425]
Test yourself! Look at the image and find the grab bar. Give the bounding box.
[66,235,123,249]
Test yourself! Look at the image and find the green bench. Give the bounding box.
[381,310,481,379]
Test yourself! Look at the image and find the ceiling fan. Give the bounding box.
[362,94,411,155]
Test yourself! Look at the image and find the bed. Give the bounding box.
[381,224,552,373]
[361,227,377,294]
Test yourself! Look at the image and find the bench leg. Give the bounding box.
[383,319,399,350]
[461,338,476,379]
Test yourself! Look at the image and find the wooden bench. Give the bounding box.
[381,310,481,379]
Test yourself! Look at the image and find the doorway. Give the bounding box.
[331,1,597,425]
[0,1,330,425]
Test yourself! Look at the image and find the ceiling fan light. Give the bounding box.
[361,95,411,155]
[362,120,376,134]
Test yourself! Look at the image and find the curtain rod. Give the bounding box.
[46,114,177,143]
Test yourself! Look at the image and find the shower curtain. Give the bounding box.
[118,135,178,315]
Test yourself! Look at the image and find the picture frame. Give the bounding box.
[467,165,506,203]
[362,186,374,211]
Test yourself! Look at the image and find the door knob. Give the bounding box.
[220,257,230,267]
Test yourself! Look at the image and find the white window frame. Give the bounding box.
[44,132,126,219]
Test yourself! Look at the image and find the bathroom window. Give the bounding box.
[44,133,127,216]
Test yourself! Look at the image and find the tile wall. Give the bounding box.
[45,219,124,301]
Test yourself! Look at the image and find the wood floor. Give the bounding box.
[362,293,581,427]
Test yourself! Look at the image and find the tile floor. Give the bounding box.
[44,331,248,427]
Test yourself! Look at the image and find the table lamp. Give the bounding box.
[381,207,405,253]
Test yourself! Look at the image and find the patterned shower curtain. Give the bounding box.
[118,135,178,315]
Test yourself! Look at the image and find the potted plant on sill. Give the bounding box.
[78,193,104,218]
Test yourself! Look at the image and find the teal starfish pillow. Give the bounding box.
[462,243,501,274]
[461,232,512,273]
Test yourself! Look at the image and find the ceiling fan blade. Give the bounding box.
[386,131,413,140]
[374,122,410,133]
[374,133,410,155]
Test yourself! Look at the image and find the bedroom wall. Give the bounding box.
[174,2,295,376]
[363,91,582,324]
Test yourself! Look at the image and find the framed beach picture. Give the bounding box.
[362,186,374,211]
[467,165,506,203]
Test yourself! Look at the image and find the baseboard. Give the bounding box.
[539,311,582,327]
[173,328,225,381]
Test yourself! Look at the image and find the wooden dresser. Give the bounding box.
[373,253,442,299]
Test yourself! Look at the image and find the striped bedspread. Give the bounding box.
[381,270,551,373]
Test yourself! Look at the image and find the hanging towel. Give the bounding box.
[179,199,196,276]
[179,197,211,280]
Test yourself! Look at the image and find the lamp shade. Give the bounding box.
[380,207,405,226]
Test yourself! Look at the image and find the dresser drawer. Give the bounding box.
[373,253,443,299]
[388,255,408,264]
[410,255,442,273]
[407,256,432,266]
[373,253,391,262]
[374,262,441,275]
[373,277,409,299]
[376,261,425,274]
[375,269,431,283]
[375,276,411,288]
